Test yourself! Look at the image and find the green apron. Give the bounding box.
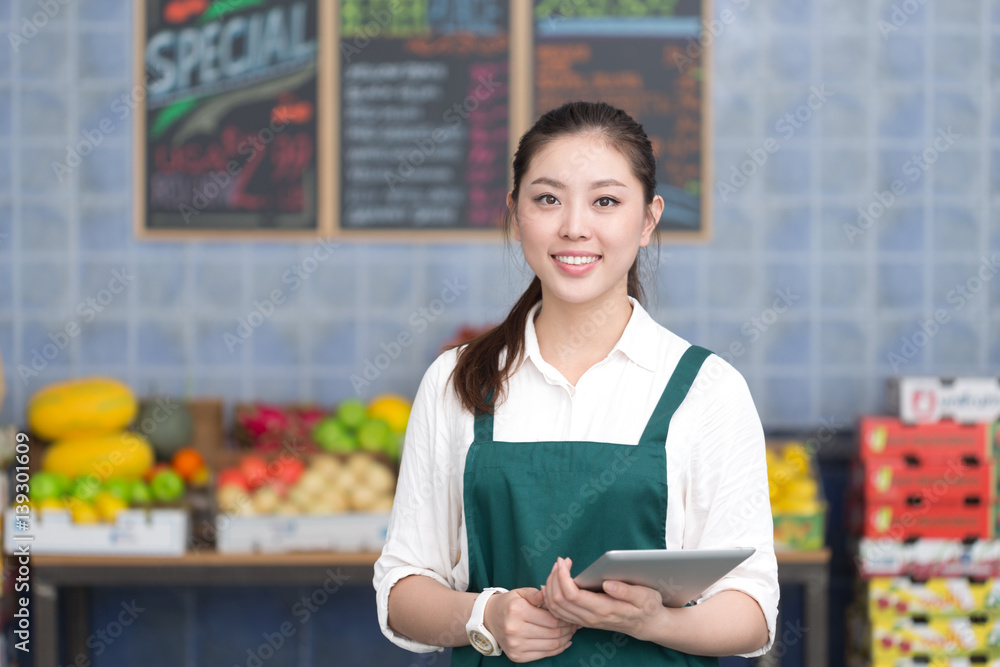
[453,345,720,666]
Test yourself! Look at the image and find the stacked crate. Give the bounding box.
[850,377,1000,666]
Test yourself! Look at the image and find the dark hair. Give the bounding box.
[448,101,658,415]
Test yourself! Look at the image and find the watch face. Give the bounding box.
[469,630,495,654]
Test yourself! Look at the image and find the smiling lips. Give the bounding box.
[552,253,602,275]
[553,255,600,265]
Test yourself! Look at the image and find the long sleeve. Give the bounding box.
[373,350,465,652]
[684,355,779,658]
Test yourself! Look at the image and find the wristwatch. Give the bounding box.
[466,587,508,656]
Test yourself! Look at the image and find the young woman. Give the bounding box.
[374,102,778,664]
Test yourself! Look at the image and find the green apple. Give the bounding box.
[130,480,152,505]
[358,419,391,453]
[70,475,102,503]
[103,478,133,504]
[337,399,368,430]
[312,417,358,453]
[150,470,185,503]
[30,472,69,502]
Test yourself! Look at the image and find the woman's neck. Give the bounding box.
[533,290,634,384]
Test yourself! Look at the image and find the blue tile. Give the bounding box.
[21,260,70,311]
[22,144,73,195]
[0,148,10,193]
[764,149,810,195]
[195,261,244,313]
[764,264,811,311]
[820,320,867,365]
[938,0,984,24]
[19,203,69,252]
[655,261,699,309]
[0,202,11,256]
[79,262,134,317]
[195,587,301,667]
[78,90,121,138]
[250,320,302,366]
[767,35,811,81]
[709,205,754,251]
[821,149,869,195]
[876,205,924,252]
[79,143,129,196]
[79,29,128,80]
[90,587,186,667]
[932,206,981,252]
[935,33,981,83]
[877,263,924,309]
[19,88,67,138]
[763,319,810,366]
[762,376,812,427]
[79,0,131,22]
[196,320,244,365]
[992,321,1000,367]
[771,0,810,24]
[823,204,870,252]
[309,375,364,404]
[78,320,128,365]
[248,374,302,403]
[878,92,924,138]
[933,148,981,196]
[0,261,10,308]
[250,259,304,312]
[707,261,755,309]
[819,94,867,138]
[821,262,871,309]
[367,248,416,306]
[879,317,930,373]
[308,320,357,366]
[764,206,810,251]
[302,252,359,310]
[932,261,987,312]
[80,203,131,251]
[877,1,927,28]
[878,34,925,82]
[821,34,870,81]
[137,320,186,366]
[13,28,68,82]
[713,91,754,140]
[0,84,10,136]
[818,375,869,425]
[934,92,980,136]
[136,261,185,309]
[21,319,75,373]
[931,318,981,369]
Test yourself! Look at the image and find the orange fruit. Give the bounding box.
[172,448,206,481]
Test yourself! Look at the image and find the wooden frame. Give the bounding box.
[134,0,334,240]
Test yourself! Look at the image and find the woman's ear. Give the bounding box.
[507,191,521,241]
[640,195,664,247]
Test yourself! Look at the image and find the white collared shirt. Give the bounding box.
[373,297,779,658]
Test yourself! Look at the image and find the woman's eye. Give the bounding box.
[595,196,618,207]
[536,194,558,205]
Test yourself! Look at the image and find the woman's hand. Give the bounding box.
[542,557,667,642]
[483,587,577,663]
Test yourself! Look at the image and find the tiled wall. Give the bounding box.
[1,0,998,436]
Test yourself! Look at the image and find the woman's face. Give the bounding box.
[511,133,663,308]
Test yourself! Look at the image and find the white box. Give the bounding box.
[3,508,188,556]
[888,376,1000,424]
[215,512,390,554]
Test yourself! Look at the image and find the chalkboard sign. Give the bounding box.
[335,0,518,236]
[533,0,710,239]
[135,0,330,237]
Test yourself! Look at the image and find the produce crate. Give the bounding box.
[215,512,390,554]
[854,456,996,505]
[888,377,1000,425]
[867,578,1000,617]
[859,418,991,460]
[856,539,1000,579]
[860,503,998,541]
[773,509,825,550]
[868,614,1000,658]
[2,507,187,556]
[768,439,827,551]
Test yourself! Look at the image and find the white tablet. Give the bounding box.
[573,548,755,608]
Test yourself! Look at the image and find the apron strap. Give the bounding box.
[473,387,496,443]
[638,345,713,446]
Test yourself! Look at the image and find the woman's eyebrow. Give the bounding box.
[529,177,564,188]
[528,177,629,188]
[591,179,628,189]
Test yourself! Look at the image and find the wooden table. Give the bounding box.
[32,549,830,667]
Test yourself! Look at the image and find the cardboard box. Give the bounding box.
[857,457,996,505]
[215,512,390,554]
[863,503,997,540]
[2,508,187,556]
[860,418,990,460]
[869,655,1000,667]
[868,577,1000,617]
[857,539,1000,579]
[888,377,1000,425]
[870,615,1000,657]
[773,509,826,551]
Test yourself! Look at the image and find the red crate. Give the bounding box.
[856,456,996,504]
[862,502,997,540]
[859,417,990,460]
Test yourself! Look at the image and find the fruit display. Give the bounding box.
[767,440,826,550]
[27,377,137,441]
[311,395,409,461]
[42,432,154,479]
[215,451,396,517]
[29,471,159,523]
[138,400,195,458]
[234,403,325,455]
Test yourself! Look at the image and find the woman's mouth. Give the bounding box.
[552,254,602,275]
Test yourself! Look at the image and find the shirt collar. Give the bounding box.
[523,296,658,375]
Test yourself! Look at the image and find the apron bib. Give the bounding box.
[453,345,719,666]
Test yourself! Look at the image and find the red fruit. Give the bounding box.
[899,641,911,652]
[272,457,306,487]
[217,469,247,491]
[880,637,893,648]
[239,455,270,490]
[145,462,172,483]
[241,405,289,436]
[877,598,889,609]
[895,602,907,612]
[296,407,325,428]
